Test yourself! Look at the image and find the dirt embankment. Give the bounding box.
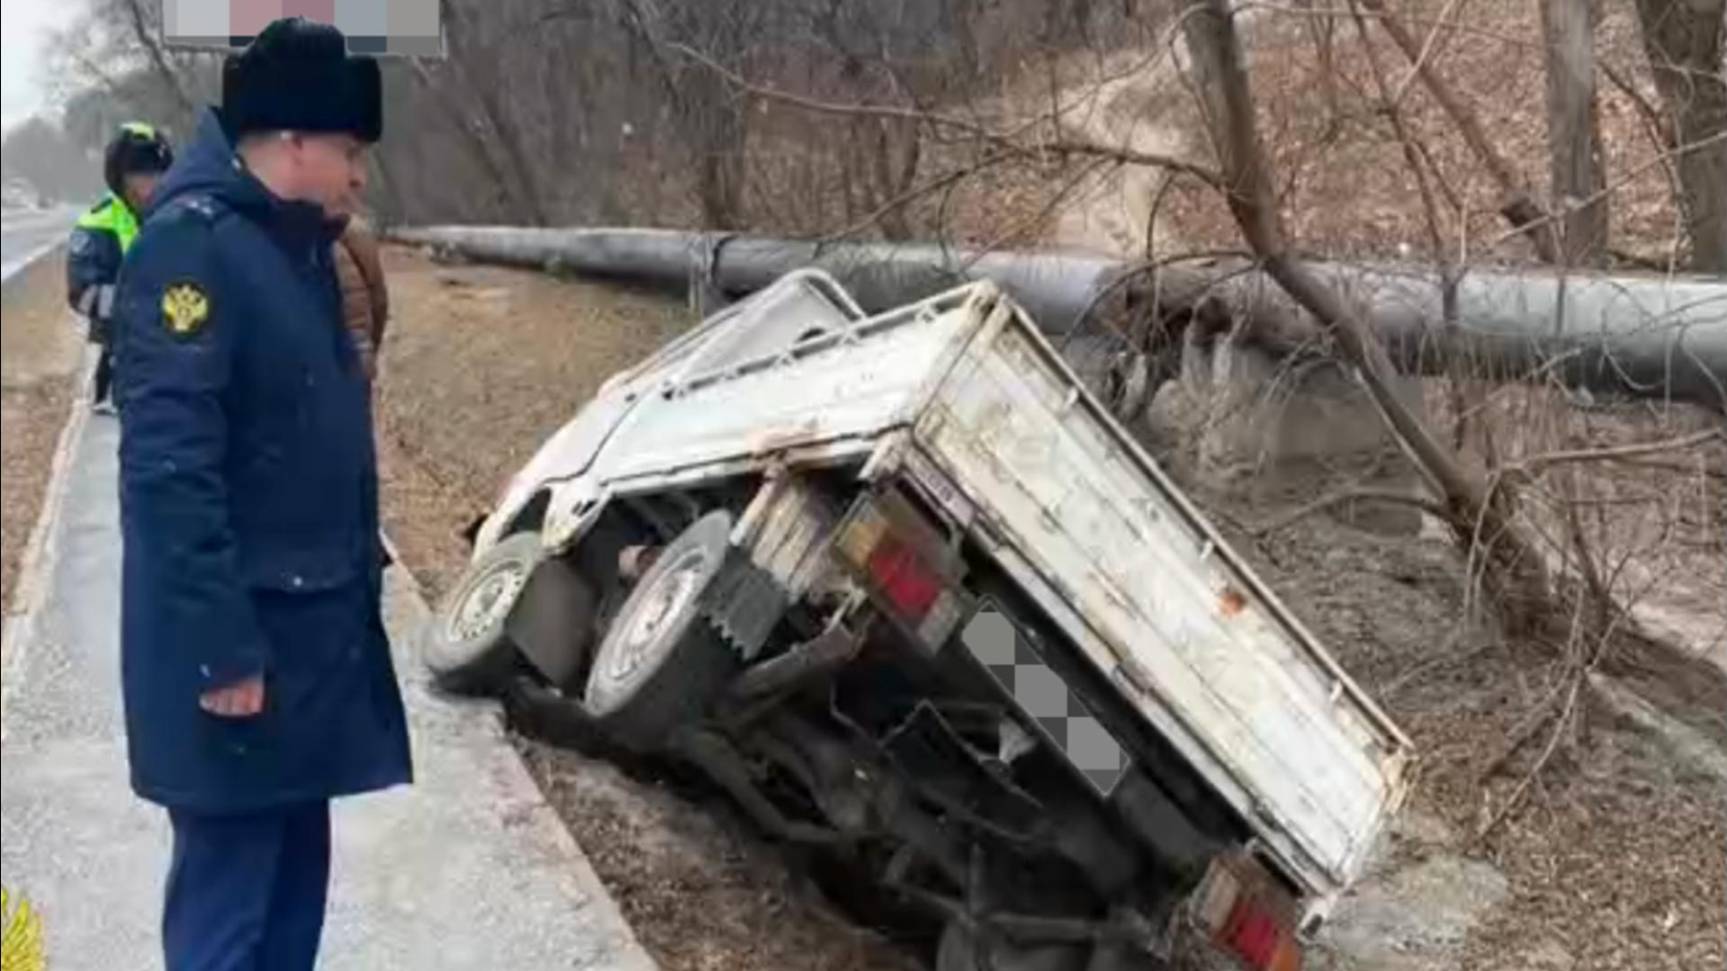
[1,252,82,619]
[373,247,693,599]
[1200,469,1726,971]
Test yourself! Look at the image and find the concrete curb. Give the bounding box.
[0,362,90,740]
[380,556,661,970]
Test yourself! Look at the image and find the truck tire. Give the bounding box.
[423,531,542,695]
[583,510,740,751]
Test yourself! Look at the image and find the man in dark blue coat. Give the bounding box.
[114,18,410,970]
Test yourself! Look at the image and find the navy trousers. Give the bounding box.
[163,801,331,971]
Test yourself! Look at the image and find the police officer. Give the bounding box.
[67,122,173,413]
[113,18,409,970]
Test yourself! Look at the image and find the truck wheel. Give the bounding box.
[583,510,739,751]
[423,531,542,695]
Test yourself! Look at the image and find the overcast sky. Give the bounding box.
[3,0,79,131]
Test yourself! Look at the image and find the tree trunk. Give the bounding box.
[443,1,551,226]
[1540,0,1610,266]
[409,60,535,224]
[1634,0,1727,273]
[1178,0,1554,626]
[122,0,195,118]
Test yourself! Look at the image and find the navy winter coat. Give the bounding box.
[115,109,411,814]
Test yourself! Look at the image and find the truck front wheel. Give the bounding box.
[423,531,542,695]
[583,510,740,751]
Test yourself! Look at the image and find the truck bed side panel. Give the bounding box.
[915,309,1410,892]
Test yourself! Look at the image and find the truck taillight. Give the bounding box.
[1192,853,1303,971]
[867,537,943,617]
[836,493,968,648]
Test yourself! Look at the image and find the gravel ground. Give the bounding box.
[1150,404,1727,971]
[1,251,81,619]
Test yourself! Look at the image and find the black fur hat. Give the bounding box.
[221,17,382,142]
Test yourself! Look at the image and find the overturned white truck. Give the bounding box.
[423,271,1414,971]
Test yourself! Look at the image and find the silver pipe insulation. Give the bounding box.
[385,226,1727,409]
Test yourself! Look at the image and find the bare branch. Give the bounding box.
[1513,429,1725,472]
[1179,0,1555,628]
[1347,1,1448,271]
[1483,131,1727,250]
[122,0,195,115]
[817,152,1016,242]
[667,41,1226,190]
[1355,0,1561,262]
[1253,487,1449,536]
[1385,0,1470,109]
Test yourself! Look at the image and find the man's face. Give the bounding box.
[289,132,369,217]
[122,172,161,211]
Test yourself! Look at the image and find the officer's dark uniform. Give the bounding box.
[67,123,171,408]
[113,22,407,970]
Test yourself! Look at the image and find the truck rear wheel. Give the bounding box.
[583,510,740,751]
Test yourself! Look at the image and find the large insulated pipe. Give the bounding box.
[385,226,1726,409]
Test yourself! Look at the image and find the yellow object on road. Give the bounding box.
[1,887,45,971]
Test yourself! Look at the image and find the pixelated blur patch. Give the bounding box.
[1,887,46,971]
[961,604,1130,796]
[161,0,443,57]
[162,281,212,338]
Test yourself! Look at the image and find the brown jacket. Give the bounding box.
[333,219,389,382]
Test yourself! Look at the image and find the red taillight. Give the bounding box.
[1192,853,1303,971]
[835,492,969,648]
[1222,898,1299,971]
[867,537,943,619]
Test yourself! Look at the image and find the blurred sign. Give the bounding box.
[161,0,443,57]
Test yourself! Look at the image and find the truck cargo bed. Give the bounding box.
[908,289,1413,901]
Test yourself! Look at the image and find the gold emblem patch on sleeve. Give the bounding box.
[161,281,211,338]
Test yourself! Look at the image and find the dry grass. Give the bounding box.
[1,252,81,618]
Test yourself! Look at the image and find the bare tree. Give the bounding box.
[1633,0,1727,271]
[121,0,196,116]
[1357,0,1563,263]
[1176,0,1555,625]
[1539,0,1609,265]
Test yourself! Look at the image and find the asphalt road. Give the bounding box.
[1,207,78,282]
[0,398,658,970]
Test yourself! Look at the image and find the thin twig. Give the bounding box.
[668,41,1226,190]
[1349,2,1449,274]
[816,151,1015,242]
[1381,636,1496,698]
[1513,429,1724,471]
[1253,488,1448,536]
[1601,60,1675,151]
[1475,666,1585,844]
[1484,131,1727,251]
[1354,0,1559,262]
[1386,0,1470,109]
